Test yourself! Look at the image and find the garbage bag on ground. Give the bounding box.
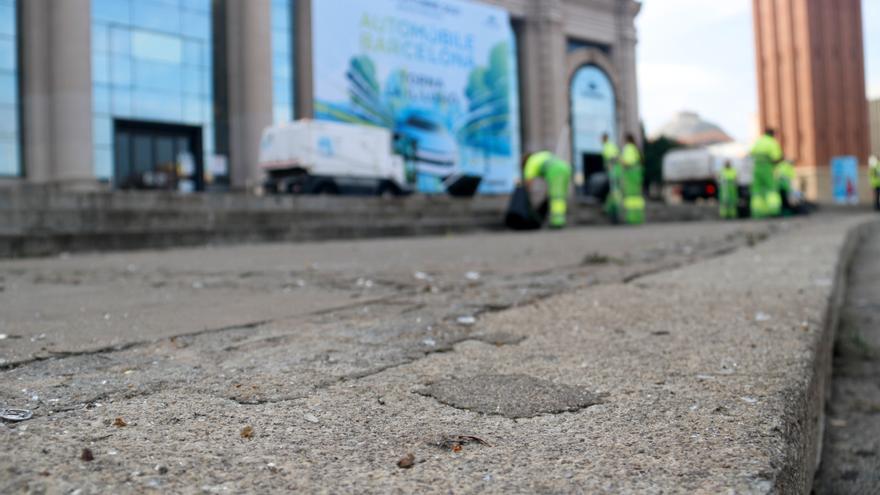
[505,185,546,230]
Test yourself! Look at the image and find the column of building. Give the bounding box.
[613,0,641,146]
[517,0,567,156]
[224,0,274,190]
[20,0,94,187]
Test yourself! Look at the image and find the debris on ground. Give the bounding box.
[112,417,127,428]
[81,448,95,462]
[456,316,476,326]
[303,413,320,424]
[581,253,622,265]
[471,332,527,347]
[429,434,492,451]
[465,271,481,281]
[397,453,416,469]
[240,426,254,439]
[0,408,33,422]
[755,312,771,322]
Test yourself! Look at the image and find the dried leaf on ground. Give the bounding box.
[240,426,254,439]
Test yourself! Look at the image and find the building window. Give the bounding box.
[570,65,617,189]
[272,0,294,123]
[0,0,19,176]
[91,0,214,183]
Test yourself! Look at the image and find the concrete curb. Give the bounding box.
[0,187,720,258]
[797,218,880,492]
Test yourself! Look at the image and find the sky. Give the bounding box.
[636,0,880,142]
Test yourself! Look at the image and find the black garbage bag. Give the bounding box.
[505,185,546,230]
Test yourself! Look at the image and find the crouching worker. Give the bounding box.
[523,151,572,229]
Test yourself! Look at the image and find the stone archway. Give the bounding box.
[566,47,623,142]
[566,48,622,192]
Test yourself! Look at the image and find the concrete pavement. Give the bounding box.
[0,215,876,493]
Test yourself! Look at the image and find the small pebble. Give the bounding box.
[397,453,415,469]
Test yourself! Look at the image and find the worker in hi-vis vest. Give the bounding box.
[523,151,572,228]
[719,161,738,219]
[870,155,880,211]
[619,134,645,225]
[775,157,797,216]
[602,133,622,223]
[750,129,783,218]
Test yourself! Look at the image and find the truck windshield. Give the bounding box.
[406,116,440,132]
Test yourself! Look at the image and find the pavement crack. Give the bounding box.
[0,319,273,372]
[0,342,144,372]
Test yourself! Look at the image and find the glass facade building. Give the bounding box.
[271,0,294,124]
[0,0,18,176]
[92,0,213,186]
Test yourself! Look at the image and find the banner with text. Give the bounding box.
[312,0,521,194]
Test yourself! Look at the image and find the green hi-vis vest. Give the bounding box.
[621,143,642,167]
[751,135,782,165]
[721,167,738,183]
[870,164,880,188]
[603,142,620,164]
[523,151,554,181]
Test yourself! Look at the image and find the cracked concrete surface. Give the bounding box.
[417,374,604,418]
[0,216,873,493]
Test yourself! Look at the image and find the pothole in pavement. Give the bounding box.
[417,374,604,419]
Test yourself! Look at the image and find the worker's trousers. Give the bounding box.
[605,165,622,224]
[621,166,645,225]
[719,183,738,219]
[545,162,571,228]
[751,162,781,218]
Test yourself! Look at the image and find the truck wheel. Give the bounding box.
[313,180,339,195]
[263,181,280,195]
[377,181,401,198]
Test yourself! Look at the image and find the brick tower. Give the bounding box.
[753,0,871,200]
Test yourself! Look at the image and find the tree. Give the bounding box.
[643,135,683,197]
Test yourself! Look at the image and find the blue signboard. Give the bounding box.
[831,155,858,204]
[312,0,521,194]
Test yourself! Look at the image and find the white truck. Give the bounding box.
[259,120,412,196]
[662,142,753,203]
